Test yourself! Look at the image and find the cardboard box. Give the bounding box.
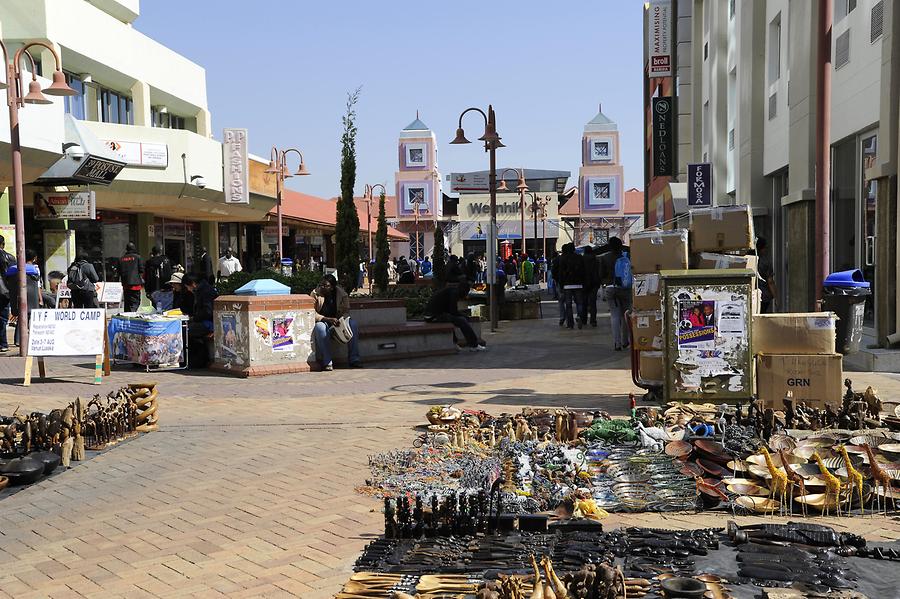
[695,252,758,271]
[631,310,663,350]
[639,351,664,384]
[753,312,837,355]
[689,205,755,252]
[632,273,662,311]
[630,229,690,274]
[756,354,843,410]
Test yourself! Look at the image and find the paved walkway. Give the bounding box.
[0,302,898,598]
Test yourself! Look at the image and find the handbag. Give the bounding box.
[331,316,354,343]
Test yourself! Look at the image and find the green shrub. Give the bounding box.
[217,269,321,296]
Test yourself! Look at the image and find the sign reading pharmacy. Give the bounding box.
[224,128,250,205]
[28,309,105,357]
[34,191,96,220]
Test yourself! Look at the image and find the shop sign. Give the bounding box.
[449,172,490,193]
[687,163,712,207]
[648,0,672,77]
[223,128,249,205]
[73,156,125,185]
[101,140,168,167]
[652,97,674,177]
[97,282,123,305]
[34,191,96,220]
[27,308,104,357]
[466,200,521,217]
[263,226,288,237]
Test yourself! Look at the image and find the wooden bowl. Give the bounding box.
[735,495,780,513]
[795,493,840,512]
[726,482,769,496]
[769,435,796,452]
[665,440,693,458]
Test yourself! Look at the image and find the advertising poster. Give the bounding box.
[677,300,716,348]
[221,313,238,359]
[28,309,104,356]
[271,317,294,352]
[108,317,183,366]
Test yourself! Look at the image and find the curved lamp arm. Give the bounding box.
[457,106,488,128]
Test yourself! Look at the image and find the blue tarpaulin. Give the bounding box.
[108,316,183,366]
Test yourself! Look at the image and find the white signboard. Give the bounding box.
[96,282,123,305]
[449,172,491,193]
[224,128,250,204]
[28,309,105,356]
[34,192,96,220]
[648,0,673,77]
[101,140,168,167]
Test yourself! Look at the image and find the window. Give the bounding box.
[768,93,777,119]
[63,72,85,120]
[704,42,709,60]
[871,1,884,42]
[729,0,735,20]
[99,87,133,125]
[836,30,851,69]
[768,13,781,84]
[728,128,735,150]
[151,108,186,130]
[836,0,857,22]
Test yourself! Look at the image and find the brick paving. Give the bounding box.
[0,303,898,597]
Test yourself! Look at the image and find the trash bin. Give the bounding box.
[822,269,870,355]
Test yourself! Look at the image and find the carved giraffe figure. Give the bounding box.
[863,443,894,515]
[778,448,808,516]
[811,452,843,517]
[839,444,865,516]
[760,447,788,515]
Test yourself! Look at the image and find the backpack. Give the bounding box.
[614,251,633,289]
[67,261,94,293]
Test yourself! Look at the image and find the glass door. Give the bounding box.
[861,134,877,328]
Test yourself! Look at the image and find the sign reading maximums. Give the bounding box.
[652,97,674,177]
[648,0,672,78]
[224,128,249,205]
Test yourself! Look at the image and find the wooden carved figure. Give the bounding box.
[778,448,808,516]
[760,447,789,515]
[811,452,844,517]
[863,443,894,515]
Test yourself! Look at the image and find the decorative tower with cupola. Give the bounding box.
[395,113,442,258]
[578,105,624,218]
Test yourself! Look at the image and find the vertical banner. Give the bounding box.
[687,163,713,207]
[223,128,250,204]
[652,96,674,177]
[648,0,673,77]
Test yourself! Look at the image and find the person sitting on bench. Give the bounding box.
[310,274,361,371]
[424,280,486,352]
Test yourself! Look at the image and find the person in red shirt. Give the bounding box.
[119,243,144,312]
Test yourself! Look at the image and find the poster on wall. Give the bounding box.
[221,313,239,359]
[271,317,294,352]
[28,309,104,356]
[0,224,13,257]
[677,300,716,348]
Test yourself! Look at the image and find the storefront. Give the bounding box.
[452,192,561,259]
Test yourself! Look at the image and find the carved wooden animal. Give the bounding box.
[778,448,808,516]
[839,444,865,515]
[811,452,844,517]
[760,447,789,515]
[863,443,894,515]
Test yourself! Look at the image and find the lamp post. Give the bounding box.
[265,147,309,267]
[450,105,504,331]
[0,41,76,353]
[362,183,386,291]
[496,167,528,256]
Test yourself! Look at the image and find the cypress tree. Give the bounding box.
[373,191,390,292]
[335,87,362,292]
[432,224,446,286]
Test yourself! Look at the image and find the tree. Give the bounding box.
[335,87,362,292]
[432,224,446,287]
[373,191,390,292]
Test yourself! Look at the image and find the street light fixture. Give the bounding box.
[0,40,76,353]
[362,183,386,291]
[267,146,309,264]
[450,105,504,332]
[528,193,552,279]
[496,167,529,255]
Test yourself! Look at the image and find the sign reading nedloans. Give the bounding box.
[28,309,104,357]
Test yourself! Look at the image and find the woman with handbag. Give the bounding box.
[310,274,361,371]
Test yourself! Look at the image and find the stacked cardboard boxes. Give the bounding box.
[754,313,842,410]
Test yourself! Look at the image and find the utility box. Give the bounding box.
[660,269,755,403]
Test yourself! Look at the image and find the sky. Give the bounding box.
[134,0,645,199]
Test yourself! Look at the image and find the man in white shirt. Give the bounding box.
[217,247,242,280]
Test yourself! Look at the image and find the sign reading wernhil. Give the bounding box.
[224,128,250,204]
[648,0,673,78]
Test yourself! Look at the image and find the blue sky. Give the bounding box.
[135,1,645,199]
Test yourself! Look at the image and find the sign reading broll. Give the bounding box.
[224,128,250,204]
[648,0,672,78]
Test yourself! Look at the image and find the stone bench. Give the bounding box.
[327,321,457,366]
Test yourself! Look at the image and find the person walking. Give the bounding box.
[67,251,100,309]
[217,247,242,281]
[520,254,534,285]
[4,249,42,347]
[550,251,563,318]
[598,236,632,350]
[558,243,586,329]
[144,246,172,297]
[0,237,14,352]
[310,274,361,371]
[582,246,601,327]
[424,281,485,351]
[196,247,214,285]
[119,242,144,312]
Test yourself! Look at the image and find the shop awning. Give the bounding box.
[33,115,126,187]
[277,190,408,240]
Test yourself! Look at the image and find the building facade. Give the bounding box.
[644,0,900,355]
[393,116,442,261]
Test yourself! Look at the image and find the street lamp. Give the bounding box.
[496,167,529,256]
[528,193,552,281]
[450,105,504,332]
[266,146,309,265]
[362,183,386,291]
[0,40,76,353]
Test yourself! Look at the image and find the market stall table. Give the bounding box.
[108,313,188,370]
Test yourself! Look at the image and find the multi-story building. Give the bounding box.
[644,0,899,364]
[0,0,277,280]
[393,116,442,261]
